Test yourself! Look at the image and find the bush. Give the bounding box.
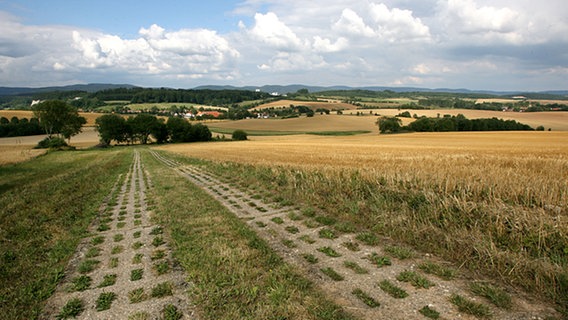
[232,130,248,141]
[35,137,68,149]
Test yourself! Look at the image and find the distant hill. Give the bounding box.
[0,83,138,96]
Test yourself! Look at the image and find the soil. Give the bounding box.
[41,151,196,319]
[150,150,561,320]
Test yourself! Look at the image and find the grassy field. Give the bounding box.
[156,131,568,313]
[0,148,132,319]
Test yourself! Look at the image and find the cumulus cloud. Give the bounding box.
[369,3,431,42]
[333,8,375,37]
[247,12,304,50]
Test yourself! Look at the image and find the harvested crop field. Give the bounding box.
[0,110,105,127]
[252,99,357,111]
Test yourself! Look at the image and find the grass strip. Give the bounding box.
[397,270,435,289]
[352,288,380,308]
[470,282,512,309]
[145,150,354,320]
[449,294,492,318]
[378,280,408,299]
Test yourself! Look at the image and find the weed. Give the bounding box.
[315,215,337,226]
[69,275,91,292]
[109,257,119,268]
[117,216,126,221]
[129,288,147,303]
[450,294,492,318]
[367,253,391,268]
[130,268,144,281]
[271,217,284,224]
[342,241,360,251]
[113,234,124,242]
[356,232,380,246]
[96,292,117,311]
[303,219,319,228]
[352,288,380,308]
[57,298,83,319]
[97,223,110,232]
[344,261,368,274]
[162,304,183,320]
[282,239,297,248]
[152,249,166,260]
[134,214,142,219]
[255,221,267,228]
[78,259,100,274]
[418,261,457,280]
[111,245,123,254]
[116,222,126,229]
[132,253,144,264]
[152,236,165,247]
[134,219,142,226]
[133,230,142,238]
[317,246,342,257]
[301,207,316,218]
[98,274,117,288]
[470,282,512,309]
[303,253,319,264]
[378,280,408,299]
[132,241,143,250]
[154,261,170,275]
[151,282,173,298]
[334,222,357,233]
[287,212,303,221]
[299,235,316,244]
[285,225,300,234]
[321,267,344,281]
[319,228,338,239]
[384,245,414,260]
[91,236,105,246]
[150,226,163,235]
[419,305,440,319]
[85,247,101,258]
[397,270,435,289]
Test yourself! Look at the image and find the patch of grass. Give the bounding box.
[334,222,357,233]
[129,288,147,303]
[271,217,284,224]
[78,259,100,274]
[109,257,119,268]
[116,222,126,229]
[301,207,316,218]
[318,228,338,239]
[96,292,117,311]
[134,219,142,226]
[378,280,408,299]
[315,215,337,226]
[130,268,144,281]
[419,305,440,319]
[299,235,316,244]
[152,236,165,247]
[128,312,149,320]
[91,236,105,246]
[282,239,297,248]
[317,246,342,257]
[384,245,414,260]
[287,212,303,221]
[111,245,123,254]
[132,241,143,250]
[151,249,166,260]
[344,261,368,274]
[449,294,492,318]
[69,275,91,292]
[367,253,391,268]
[150,226,163,235]
[162,304,183,320]
[85,247,101,258]
[397,270,435,289]
[355,232,380,246]
[285,225,300,234]
[134,214,142,219]
[154,261,170,275]
[97,223,110,232]
[303,219,319,228]
[57,298,83,319]
[303,253,319,264]
[98,274,117,288]
[132,253,144,264]
[151,281,173,298]
[255,221,267,228]
[352,288,380,308]
[418,261,457,280]
[133,230,142,238]
[321,267,344,281]
[470,282,512,309]
[342,241,360,251]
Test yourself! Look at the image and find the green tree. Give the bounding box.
[95,114,128,145]
[32,100,86,141]
[128,114,160,144]
[376,116,402,134]
[232,129,248,141]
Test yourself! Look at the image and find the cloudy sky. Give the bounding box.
[0,0,566,91]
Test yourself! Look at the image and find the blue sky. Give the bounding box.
[0,0,566,91]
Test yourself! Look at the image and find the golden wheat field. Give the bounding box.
[252,99,356,111]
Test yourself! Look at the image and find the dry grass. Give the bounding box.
[0,145,46,165]
[252,99,356,111]
[0,110,105,127]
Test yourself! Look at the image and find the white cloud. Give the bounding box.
[247,12,303,50]
[333,8,375,37]
[312,36,348,53]
[369,3,431,42]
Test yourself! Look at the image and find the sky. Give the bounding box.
[0,0,566,91]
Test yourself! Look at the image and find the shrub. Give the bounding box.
[232,129,248,141]
[35,137,68,149]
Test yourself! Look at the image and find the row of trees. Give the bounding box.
[0,116,43,137]
[377,114,534,133]
[95,114,212,145]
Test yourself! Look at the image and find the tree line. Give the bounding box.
[95,114,212,146]
[377,114,534,134]
[0,116,43,137]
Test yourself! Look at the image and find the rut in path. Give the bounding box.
[150,150,559,320]
[42,150,196,320]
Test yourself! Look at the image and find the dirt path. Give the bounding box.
[150,150,559,320]
[42,150,196,320]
